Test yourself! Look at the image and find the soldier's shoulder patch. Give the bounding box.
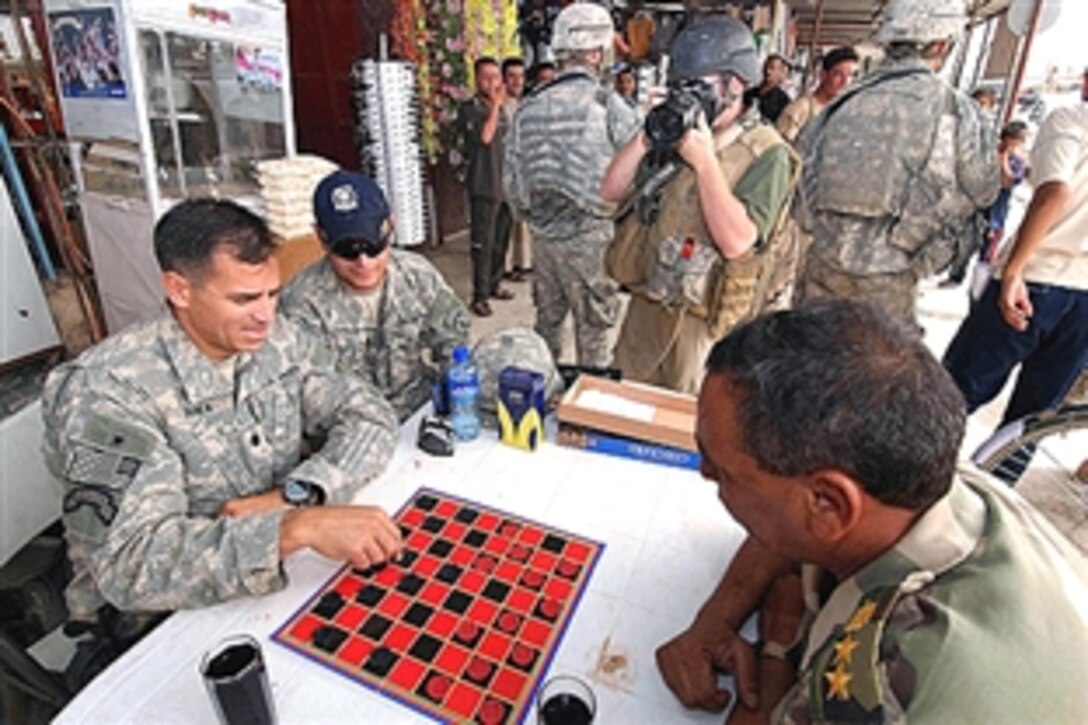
[64,484,119,527]
[65,412,157,486]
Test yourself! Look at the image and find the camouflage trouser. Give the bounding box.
[533,238,619,367]
[796,253,919,328]
[612,294,713,395]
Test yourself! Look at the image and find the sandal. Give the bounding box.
[491,287,515,301]
[471,299,493,317]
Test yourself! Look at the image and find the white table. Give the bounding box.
[56,414,748,724]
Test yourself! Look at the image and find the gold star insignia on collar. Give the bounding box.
[845,599,877,633]
[825,661,853,701]
[833,635,859,666]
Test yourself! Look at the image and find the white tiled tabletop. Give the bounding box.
[55,412,747,724]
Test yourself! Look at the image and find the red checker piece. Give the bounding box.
[436,643,470,672]
[479,631,512,661]
[451,546,475,566]
[565,541,592,562]
[447,682,484,718]
[495,611,522,635]
[472,554,498,574]
[435,500,458,517]
[507,543,531,563]
[521,619,551,647]
[461,571,486,593]
[288,615,322,642]
[385,623,415,650]
[498,520,520,537]
[465,655,494,684]
[556,559,581,579]
[339,637,374,666]
[496,562,520,581]
[455,620,482,646]
[414,555,441,577]
[428,610,457,637]
[401,508,425,527]
[335,604,367,630]
[468,599,498,625]
[477,696,509,725]
[476,513,499,531]
[530,550,557,571]
[536,597,562,621]
[520,569,545,590]
[516,527,543,545]
[508,643,537,670]
[419,582,450,606]
[493,668,528,701]
[544,577,573,602]
[507,588,535,613]
[390,657,426,690]
[423,672,453,702]
[377,591,410,618]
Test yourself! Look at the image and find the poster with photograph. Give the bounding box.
[49,7,127,99]
[234,45,283,91]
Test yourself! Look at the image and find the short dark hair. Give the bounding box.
[1001,120,1028,141]
[474,56,499,76]
[154,198,274,279]
[764,54,790,72]
[822,46,858,73]
[501,57,524,75]
[704,301,966,510]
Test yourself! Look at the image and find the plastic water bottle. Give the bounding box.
[447,345,480,441]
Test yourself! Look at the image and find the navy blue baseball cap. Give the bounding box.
[313,171,391,246]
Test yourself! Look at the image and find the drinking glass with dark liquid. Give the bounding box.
[537,675,596,725]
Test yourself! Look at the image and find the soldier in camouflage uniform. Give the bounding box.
[281,171,469,421]
[602,16,798,394]
[503,2,640,367]
[795,0,1000,327]
[42,199,402,635]
[656,301,1088,722]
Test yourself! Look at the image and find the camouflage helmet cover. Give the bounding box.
[875,0,966,45]
[551,2,614,54]
[667,15,761,87]
[471,327,564,427]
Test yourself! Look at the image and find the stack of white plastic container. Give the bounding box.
[352,58,427,247]
[256,155,338,240]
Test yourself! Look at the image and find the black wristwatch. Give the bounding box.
[282,479,324,507]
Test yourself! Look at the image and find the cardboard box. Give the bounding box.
[556,376,698,452]
[556,422,701,471]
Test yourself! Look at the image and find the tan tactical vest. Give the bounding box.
[607,125,801,337]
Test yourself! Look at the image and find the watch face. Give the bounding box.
[284,479,312,505]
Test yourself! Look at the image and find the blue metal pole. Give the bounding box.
[0,122,57,281]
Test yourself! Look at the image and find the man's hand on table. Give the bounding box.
[656,624,758,713]
[280,505,404,568]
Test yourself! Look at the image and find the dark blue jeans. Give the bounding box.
[944,279,1088,426]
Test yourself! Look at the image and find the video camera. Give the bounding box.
[643,78,720,153]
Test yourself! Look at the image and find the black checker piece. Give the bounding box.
[363,646,398,677]
[355,584,385,607]
[403,602,434,627]
[428,539,453,558]
[312,625,348,654]
[399,524,412,538]
[436,563,463,584]
[409,633,442,663]
[397,573,425,596]
[454,506,479,524]
[313,591,345,619]
[482,580,511,603]
[463,529,487,548]
[352,562,387,578]
[443,590,472,614]
[541,533,566,554]
[360,612,392,640]
[421,515,444,533]
[414,494,439,511]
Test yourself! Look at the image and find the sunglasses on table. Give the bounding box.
[329,229,394,260]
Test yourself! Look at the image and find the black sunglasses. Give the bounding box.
[330,229,393,260]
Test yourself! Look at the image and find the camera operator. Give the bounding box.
[601,16,799,394]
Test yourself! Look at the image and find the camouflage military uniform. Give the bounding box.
[612,110,796,394]
[504,67,640,366]
[795,56,999,325]
[41,314,398,620]
[280,250,469,421]
[773,469,1088,722]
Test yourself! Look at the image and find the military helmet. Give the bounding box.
[667,15,760,87]
[551,2,614,54]
[471,327,563,428]
[875,0,966,45]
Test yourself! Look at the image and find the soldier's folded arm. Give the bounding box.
[953,93,1002,207]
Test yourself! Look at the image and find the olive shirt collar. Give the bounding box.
[800,474,987,669]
